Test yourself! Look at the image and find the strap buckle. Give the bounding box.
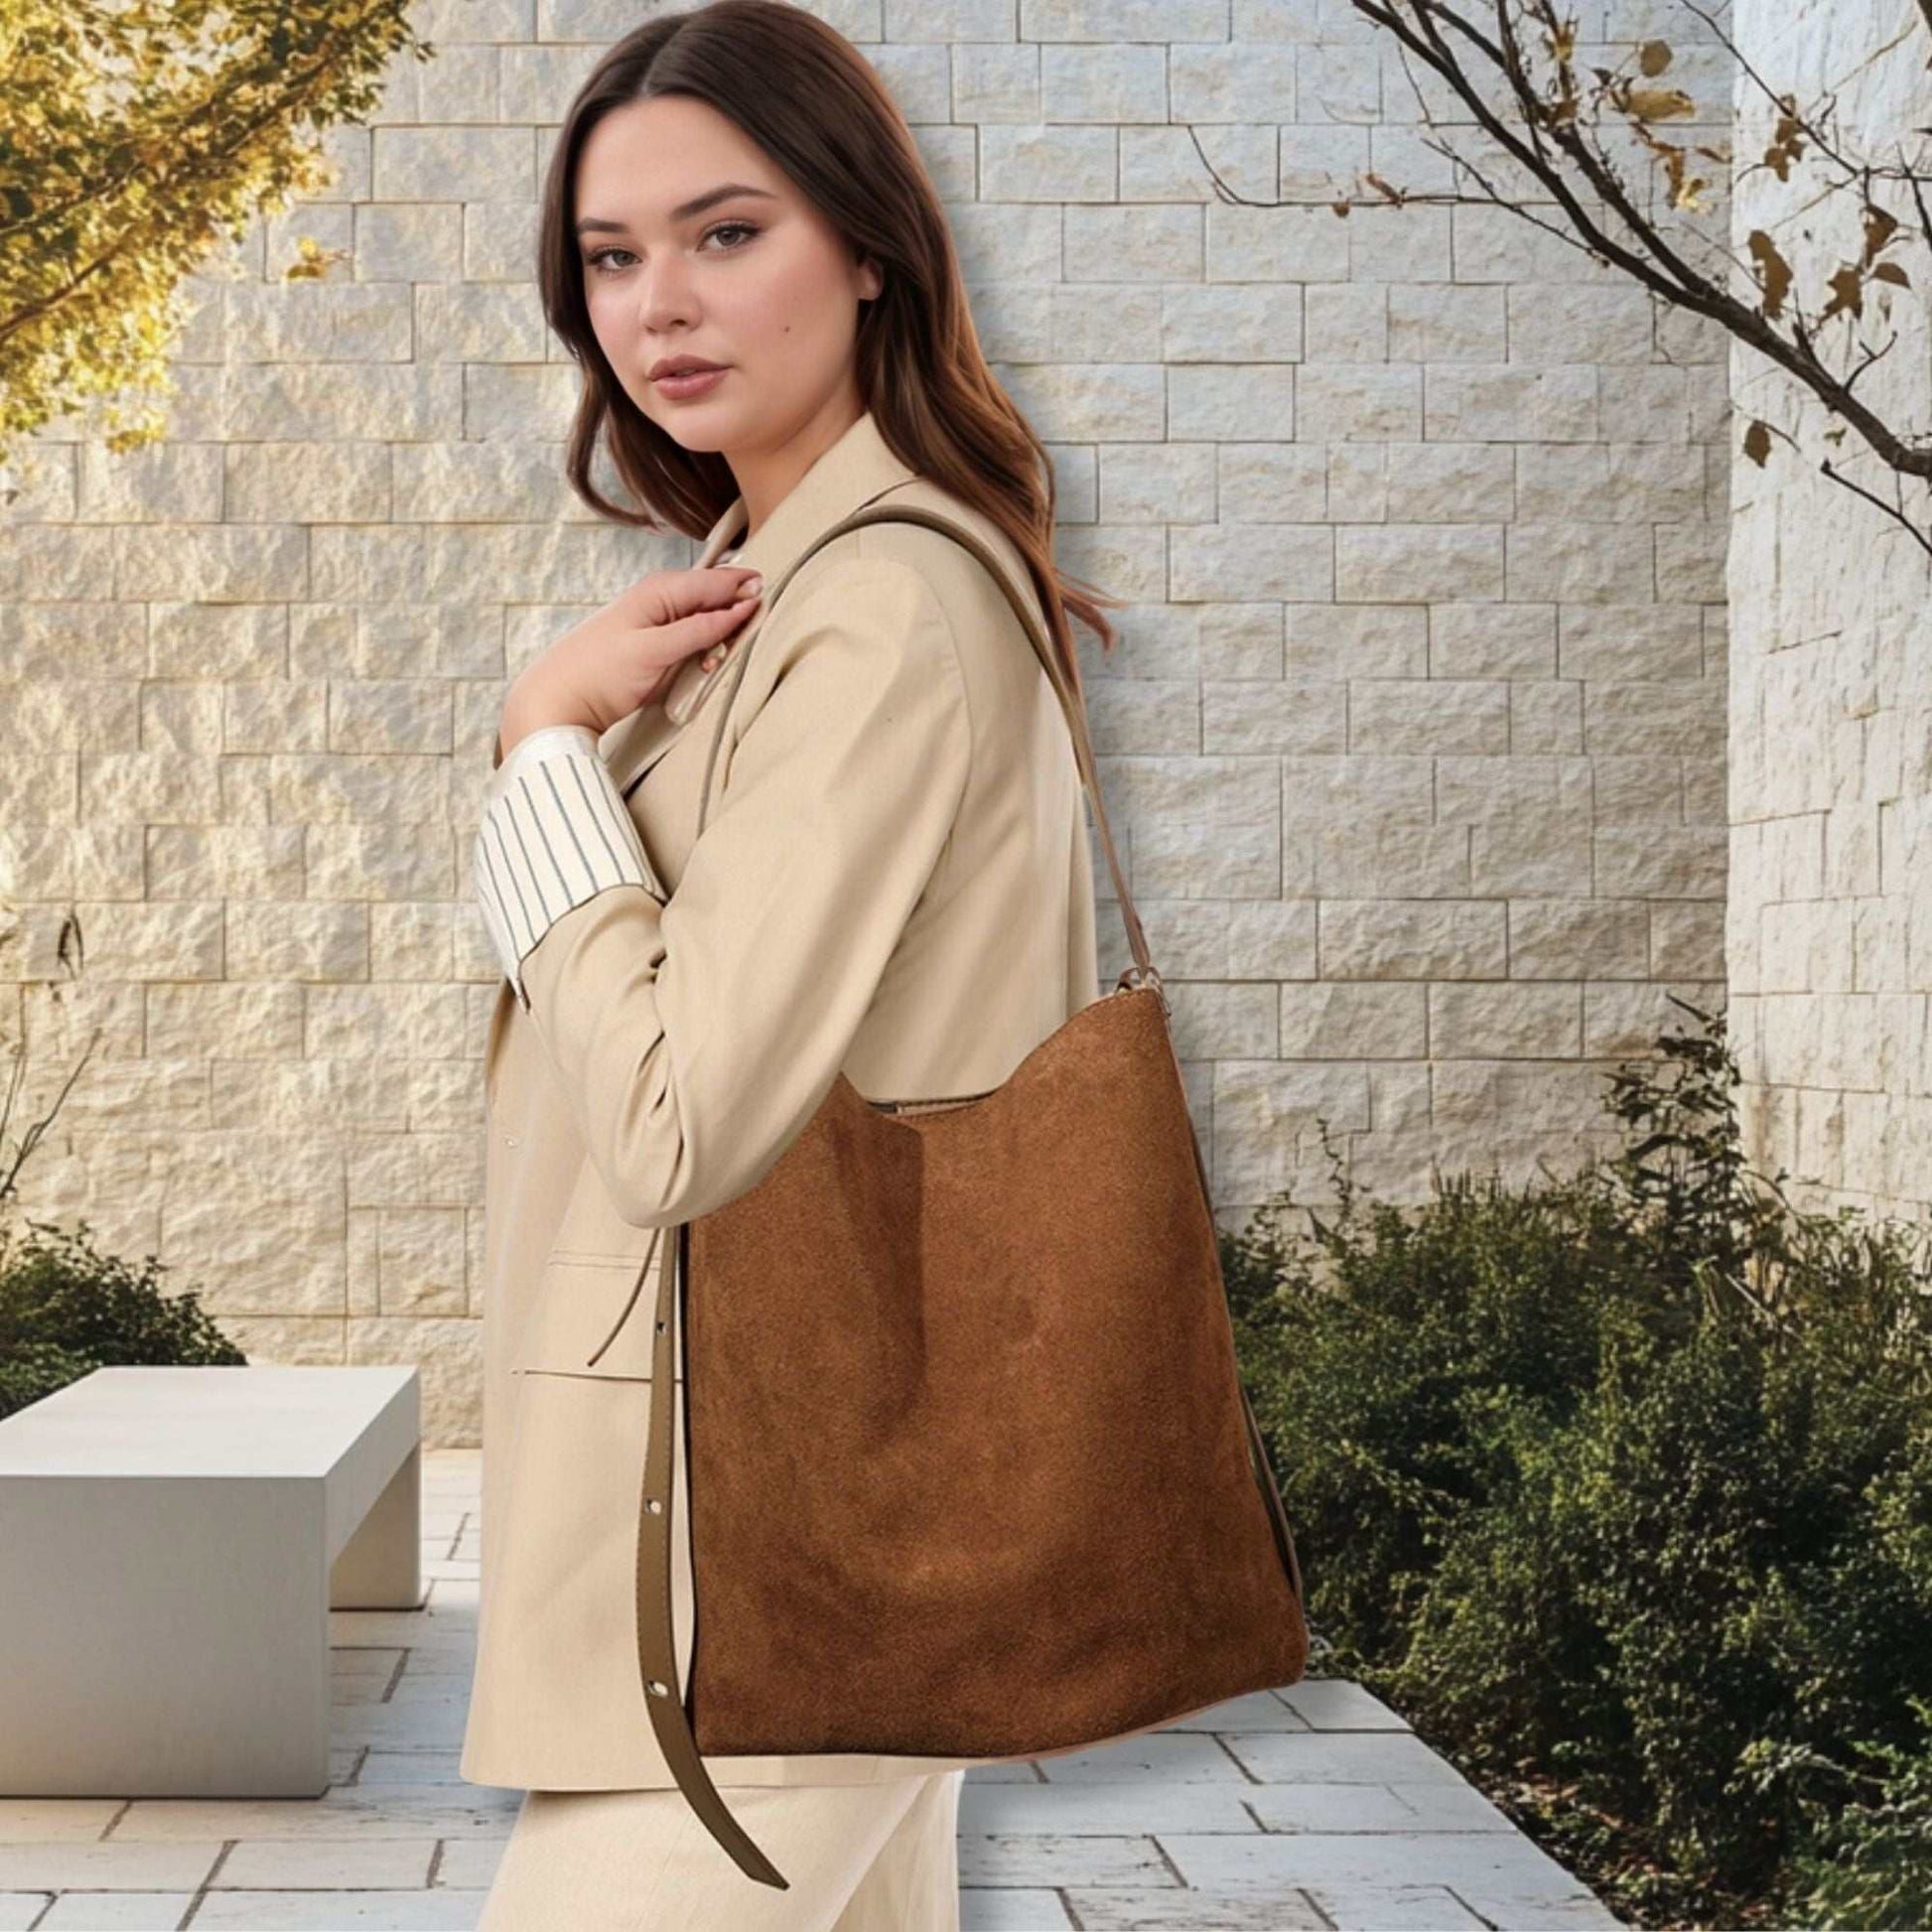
[1115,963,1169,1014]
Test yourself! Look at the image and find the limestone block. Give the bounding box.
[1652,900,1727,980]
[1170,980,1280,1057]
[1170,43,1301,127]
[1429,602,1556,679]
[1122,122,1278,203]
[1558,604,1706,681]
[1335,524,1504,602]
[1040,43,1169,123]
[1212,1059,1373,1203]
[1387,283,1506,361]
[1382,443,1515,523]
[1423,364,1596,442]
[1595,827,1726,899]
[1226,900,1319,979]
[1430,982,1584,1058]
[224,282,412,364]
[1280,980,1427,1057]
[1172,518,1333,600]
[1296,364,1422,442]
[1284,602,1427,679]
[1319,898,1508,980]
[1165,288,1305,373]
[1202,679,1346,754]
[1510,681,1584,753]
[1169,364,1297,441]
[950,42,1042,124]
[1507,521,1658,603]
[369,126,532,202]
[390,442,582,523]
[353,204,465,283]
[1100,442,1218,523]
[1584,980,1725,1057]
[225,365,464,449]
[982,124,1121,203]
[1506,282,1655,364]
[1510,900,1649,980]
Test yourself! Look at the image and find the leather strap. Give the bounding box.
[634,1217,790,1888]
[632,495,1302,1889]
[697,488,1162,1002]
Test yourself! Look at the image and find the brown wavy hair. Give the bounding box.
[536,0,1126,704]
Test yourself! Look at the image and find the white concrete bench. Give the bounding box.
[0,1364,422,1796]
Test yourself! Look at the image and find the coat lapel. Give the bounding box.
[601,409,920,800]
[483,410,921,1106]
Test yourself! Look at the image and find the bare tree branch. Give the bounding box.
[1186,0,1932,546]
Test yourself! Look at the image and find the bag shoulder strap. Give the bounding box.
[635,498,1311,1894]
[696,488,1161,1000]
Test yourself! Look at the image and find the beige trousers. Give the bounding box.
[477,1769,965,1931]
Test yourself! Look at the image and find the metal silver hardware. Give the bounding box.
[1115,962,1171,1015]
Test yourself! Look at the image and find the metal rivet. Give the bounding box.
[645,1498,662,1514]
[655,1319,667,1332]
[647,1679,670,1697]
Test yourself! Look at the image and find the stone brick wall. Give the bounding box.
[1728,0,1932,1218]
[1,0,1730,1444]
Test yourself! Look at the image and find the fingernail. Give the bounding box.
[736,574,763,599]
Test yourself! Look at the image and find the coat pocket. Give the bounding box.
[512,1239,675,1381]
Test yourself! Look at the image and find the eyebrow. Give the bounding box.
[576,184,779,236]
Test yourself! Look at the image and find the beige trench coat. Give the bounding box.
[458,408,1103,1791]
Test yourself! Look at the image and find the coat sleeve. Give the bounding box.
[511,552,974,1228]
[473,725,666,1008]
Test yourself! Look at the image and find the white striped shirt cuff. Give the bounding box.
[474,724,665,1009]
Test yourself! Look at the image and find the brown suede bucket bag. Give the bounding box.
[627,499,1311,1888]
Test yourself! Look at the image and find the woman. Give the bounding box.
[460,2,1124,1923]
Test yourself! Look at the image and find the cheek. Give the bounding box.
[585,303,635,400]
[585,284,626,358]
[734,243,853,347]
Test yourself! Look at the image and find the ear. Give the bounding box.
[856,253,885,304]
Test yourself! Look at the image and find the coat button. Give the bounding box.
[503,1134,518,1148]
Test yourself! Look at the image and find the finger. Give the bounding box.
[638,565,763,621]
[645,597,761,663]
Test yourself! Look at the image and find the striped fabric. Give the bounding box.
[474,723,665,1009]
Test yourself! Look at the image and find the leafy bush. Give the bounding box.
[1776,1696,1932,1929]
[0,1217,246,1421]
[1225,1005,1932,1930]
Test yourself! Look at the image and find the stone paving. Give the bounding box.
[0,1448,1624,1930]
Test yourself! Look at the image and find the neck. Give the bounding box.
[727,393,866,540]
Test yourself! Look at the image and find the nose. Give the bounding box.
[636,260,699,336]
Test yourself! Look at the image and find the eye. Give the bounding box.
[584,222,759,276]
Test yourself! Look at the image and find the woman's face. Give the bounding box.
[573,93,882,459]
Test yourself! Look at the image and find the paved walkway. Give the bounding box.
[0,1448,1623,1930]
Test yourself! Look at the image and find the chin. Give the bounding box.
[640,399,738,455]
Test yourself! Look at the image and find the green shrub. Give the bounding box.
[0,1217,246,1421]
[1225,1005,1932,1929]
[1775,1694,1932,1929]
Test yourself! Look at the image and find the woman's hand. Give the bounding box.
[499,564,764,757]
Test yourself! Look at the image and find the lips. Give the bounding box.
[651,364,729,402]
